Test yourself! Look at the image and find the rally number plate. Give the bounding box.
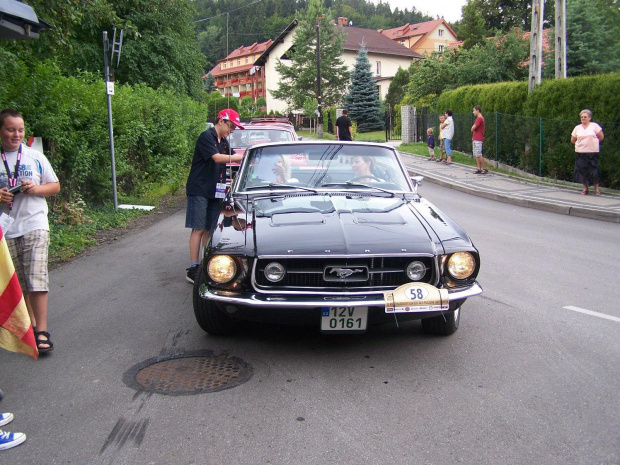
[321,307,368,332]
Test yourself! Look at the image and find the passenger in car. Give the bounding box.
[252,154,291,183]
[351,155,381,181]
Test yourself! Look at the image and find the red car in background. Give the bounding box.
[225,117,302,184]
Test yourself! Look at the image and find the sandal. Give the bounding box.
[581,189,588,195]
[482,169,488,174]
[35,331,54,353]
[473,170,482,174]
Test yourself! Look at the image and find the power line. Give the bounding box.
[194,0,264,23]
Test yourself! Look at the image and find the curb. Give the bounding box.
[399,152,620,224]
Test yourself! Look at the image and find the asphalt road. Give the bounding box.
[1,183,619,465]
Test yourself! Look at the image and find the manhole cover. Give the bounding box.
[123,351,253,395]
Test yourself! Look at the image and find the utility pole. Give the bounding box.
[555,0,567,78]
[528,0,545,92]
[315,17,324,137]
[102,29,123,209]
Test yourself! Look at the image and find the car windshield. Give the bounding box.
[236,143,411,192]
[229,128,294,149]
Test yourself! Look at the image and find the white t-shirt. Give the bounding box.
[443,116,455,140]
[0,144,59,238]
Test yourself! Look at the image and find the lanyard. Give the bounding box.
[1,143,22,188]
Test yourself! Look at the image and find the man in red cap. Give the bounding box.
[185,108,244,283]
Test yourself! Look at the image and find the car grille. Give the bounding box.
[253,256,437,292]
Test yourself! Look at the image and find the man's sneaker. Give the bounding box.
[0,429,26,450]
[186,265,199,284]
[0,413,13,427]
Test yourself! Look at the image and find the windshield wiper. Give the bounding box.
[321,182,395,196]
[245,183,318,193]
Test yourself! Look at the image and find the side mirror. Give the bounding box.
[410,175,424,193]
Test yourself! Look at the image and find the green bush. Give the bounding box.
[0,56,205,204]
[424,74,620,188]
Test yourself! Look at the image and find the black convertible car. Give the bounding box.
[193,141,482,336]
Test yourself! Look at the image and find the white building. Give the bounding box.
[254,18,424,114]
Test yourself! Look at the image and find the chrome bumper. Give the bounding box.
[199,282,482,311]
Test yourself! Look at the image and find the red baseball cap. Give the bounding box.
[217,108,244,130]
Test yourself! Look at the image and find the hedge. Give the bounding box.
[429,74,620,188]
[0,55,205,204]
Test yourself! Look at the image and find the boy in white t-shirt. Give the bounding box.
[0,109,60,353]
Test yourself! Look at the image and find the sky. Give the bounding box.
[376,0,468,23]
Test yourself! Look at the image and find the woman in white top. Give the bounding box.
[571,109,604,196]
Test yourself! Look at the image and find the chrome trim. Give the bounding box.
[199,282,482,309]
[256,253,436,259]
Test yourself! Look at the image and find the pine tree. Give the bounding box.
[272,0,350,112]
[345,45,385,132]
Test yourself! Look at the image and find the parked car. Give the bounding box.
[193,141,482,336]
[225,118,301,184]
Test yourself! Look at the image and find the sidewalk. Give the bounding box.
[387,142,620,224]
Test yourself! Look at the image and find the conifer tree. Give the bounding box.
[345,45,384,132]
[272,0,350,112]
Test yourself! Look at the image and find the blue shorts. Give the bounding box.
[445,138,452,155]
[185,196,223,231]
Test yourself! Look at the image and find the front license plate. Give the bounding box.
[321,307,368,332]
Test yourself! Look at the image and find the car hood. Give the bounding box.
[248,194,438,256]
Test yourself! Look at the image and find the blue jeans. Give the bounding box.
[445,138,452,155]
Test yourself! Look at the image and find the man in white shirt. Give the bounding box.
[441,109,455,164]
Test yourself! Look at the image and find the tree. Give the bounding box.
[345,45,384,132]
[271,0,350,112]
[458,0,554,34]
[385,67,410,108]
[458,1,487,49]
[203,74,217,93]
[565,0,620,76]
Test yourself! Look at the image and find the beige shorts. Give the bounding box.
[7,229,50,293]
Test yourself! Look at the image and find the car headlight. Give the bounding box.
[264,262,285,282]
[406,261,426,281]
[207,255,237,283]
[447,252,476,280]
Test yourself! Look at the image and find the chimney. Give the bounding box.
[338,17,348,26]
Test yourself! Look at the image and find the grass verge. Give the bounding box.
[49,180,183,263]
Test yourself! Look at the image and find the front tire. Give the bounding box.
[192,264,237,335]
[421,307,460,336]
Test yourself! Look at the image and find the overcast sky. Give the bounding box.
[374,0,467,23]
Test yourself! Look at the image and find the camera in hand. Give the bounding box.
[7,184,22,194]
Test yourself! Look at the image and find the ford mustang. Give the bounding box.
[193,141,482,336]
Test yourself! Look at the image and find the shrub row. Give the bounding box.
[430,74,620,188]
[0,55,206,205]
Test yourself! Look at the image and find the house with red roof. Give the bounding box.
[253,18,423,113]
[378,19,458,55]
[204,40,273,101]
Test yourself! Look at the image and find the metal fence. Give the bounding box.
[417,111,620,189]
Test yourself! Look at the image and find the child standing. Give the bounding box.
[427,128,436,161]
[437,114,447,162]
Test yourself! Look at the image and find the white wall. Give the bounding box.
[263,35,416,112]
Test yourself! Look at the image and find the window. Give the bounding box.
[438,45,444,52]
[375,61,381,76]
[230,60,233,67]
[245,57,249,64]
[438,29,444,37]
[237,59,241,65]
